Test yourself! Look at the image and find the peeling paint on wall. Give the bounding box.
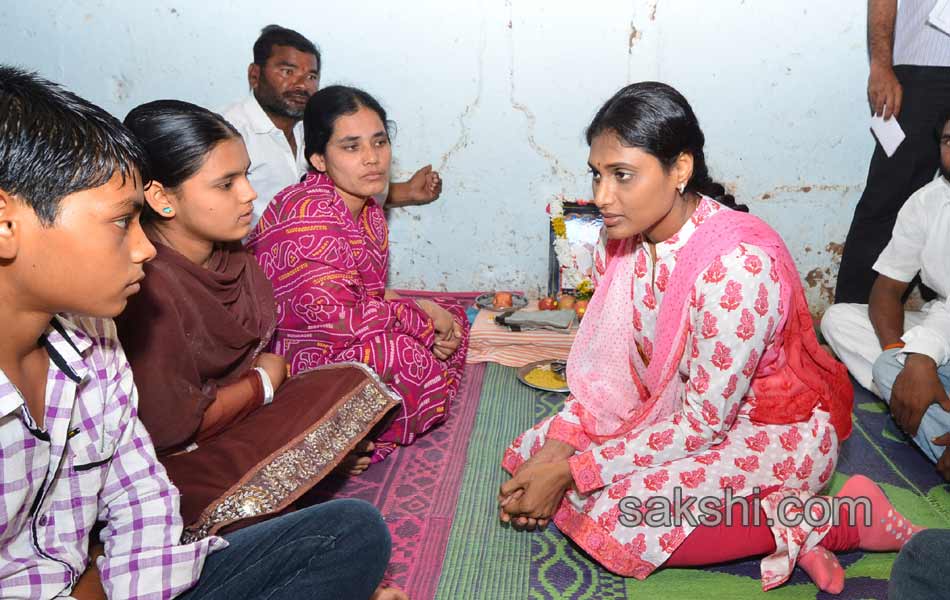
[506,3,573,184]
[110,74,132,102]
[805,266,836,312]
[436,16,485,172]
[800,239,845,317]
[628,23,642,53]
[758,184,859,200]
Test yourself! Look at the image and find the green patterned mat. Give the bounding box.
[435,363,950,600]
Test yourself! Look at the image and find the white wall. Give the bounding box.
[0,0,872,312]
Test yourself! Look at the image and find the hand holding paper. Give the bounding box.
[870,112,906,158]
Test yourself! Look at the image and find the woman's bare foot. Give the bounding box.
[370,585,409,600]
[335,440,375,476]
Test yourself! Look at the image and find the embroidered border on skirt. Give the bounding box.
[182,362,399,542]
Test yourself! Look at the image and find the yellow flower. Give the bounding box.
[576,278,594,300]
[552,216,566,238]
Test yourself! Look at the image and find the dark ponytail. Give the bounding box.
[124,99,241,223]
[586,81,747,212]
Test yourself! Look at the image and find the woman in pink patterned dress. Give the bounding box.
[248,86,468,463]
[499,82,922,594]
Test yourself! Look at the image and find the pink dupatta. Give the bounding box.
[568,206,853,444]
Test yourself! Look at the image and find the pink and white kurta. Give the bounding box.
[503,198,840,590]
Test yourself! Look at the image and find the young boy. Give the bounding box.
[0,66,394,599]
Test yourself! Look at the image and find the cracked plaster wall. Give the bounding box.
[1,0,871,314]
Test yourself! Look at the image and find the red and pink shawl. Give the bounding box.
[569,207,853,444]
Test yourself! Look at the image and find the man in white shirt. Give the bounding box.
[835,0,950,304]
[222,25,442,227]
[823,111,950,479]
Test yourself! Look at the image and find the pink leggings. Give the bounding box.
[666,495,860,566]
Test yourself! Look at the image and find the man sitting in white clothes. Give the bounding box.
[822,110,950,479]
[221,24,442,227]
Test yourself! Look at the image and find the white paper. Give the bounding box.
[929,0,950,36]
[870,113,906,158]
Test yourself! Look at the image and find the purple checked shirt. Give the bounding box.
[0,315,225,599]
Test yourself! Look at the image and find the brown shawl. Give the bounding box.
[116,241,276,453]
[117,241,400,535]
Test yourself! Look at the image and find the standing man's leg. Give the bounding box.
[182,498,391,600]
[835,66,950,304]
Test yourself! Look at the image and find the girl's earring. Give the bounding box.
[678,183,686,195]
[162,207,173,215]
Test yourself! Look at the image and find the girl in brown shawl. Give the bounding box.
[115,100,401,554]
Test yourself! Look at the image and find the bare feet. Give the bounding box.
[335,440,375,476]
[370,585,409,600]
[798,546,845,594]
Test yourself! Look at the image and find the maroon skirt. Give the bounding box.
[161,363,400,542]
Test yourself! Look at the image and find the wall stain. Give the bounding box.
[758,183,858,200]
[111,74,132,102]
[805,266,836,310]
[628,23,641,53]
[802,239,844,317]
[507,3,573,182]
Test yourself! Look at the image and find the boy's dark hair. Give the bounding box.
[252,25,321,73]
[0,65,149,225]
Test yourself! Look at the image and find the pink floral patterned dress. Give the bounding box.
[503,198,840,590]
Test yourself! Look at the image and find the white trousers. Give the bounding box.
[819,303,926,394]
